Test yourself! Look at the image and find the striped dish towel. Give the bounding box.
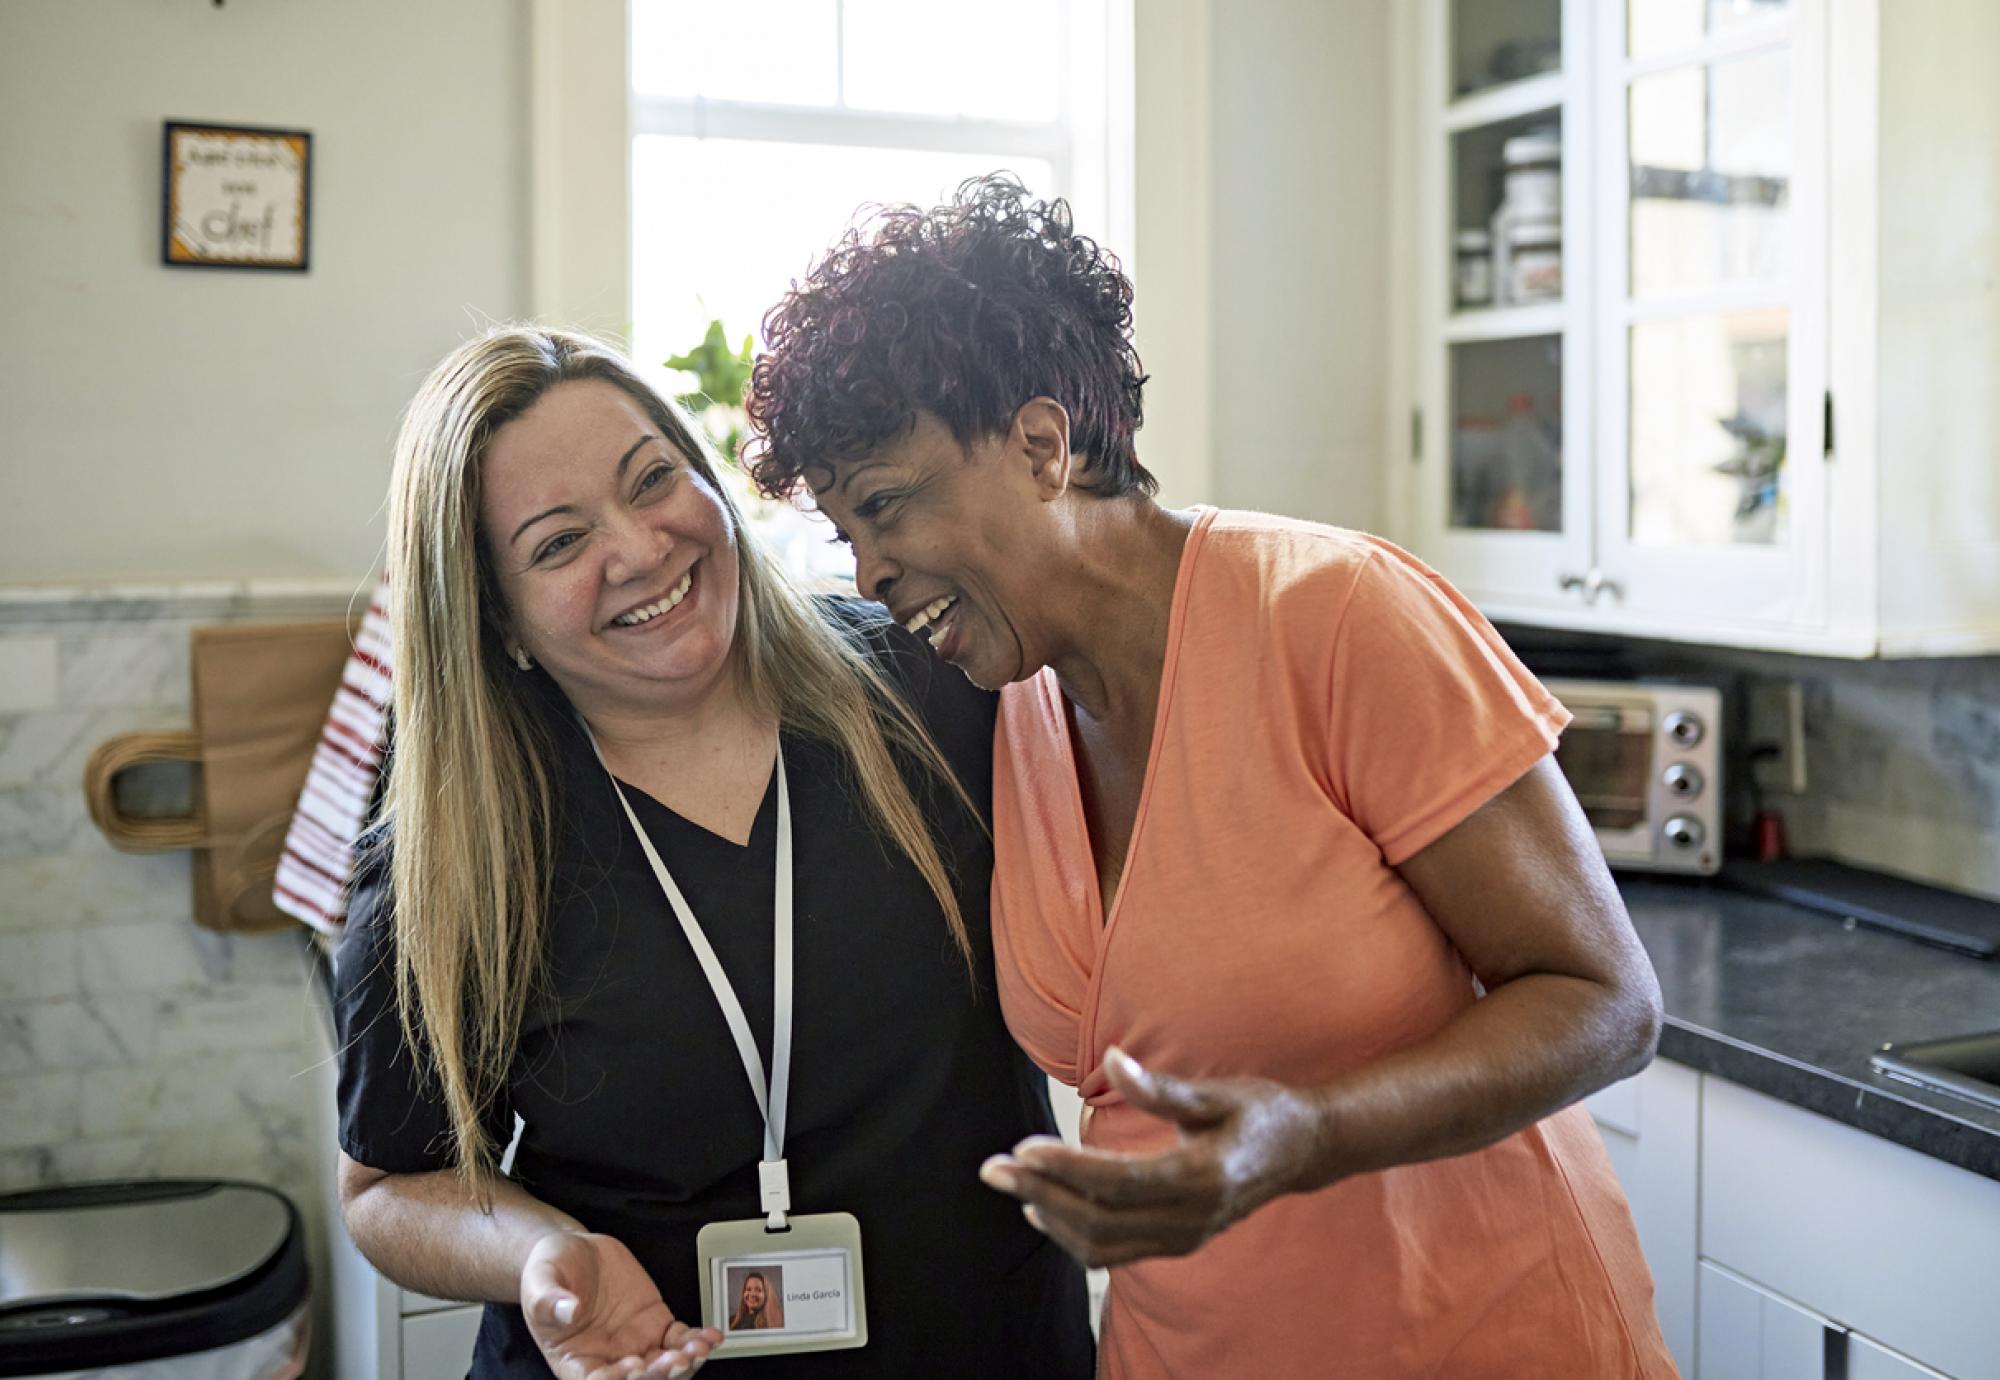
[272,581,391,935]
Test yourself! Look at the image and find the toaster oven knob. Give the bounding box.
[1662,763,1704,798]
[1663,814,1706,850]
[1662,710,1705,749]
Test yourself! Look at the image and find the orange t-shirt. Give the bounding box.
[991,509,1677,1378]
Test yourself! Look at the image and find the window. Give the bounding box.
[626,0,1133,578]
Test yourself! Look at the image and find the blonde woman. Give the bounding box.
[333,328,1093,1380]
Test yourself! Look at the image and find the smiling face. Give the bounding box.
[740,1275,766,1313]
[809,406,1071,691]
[477,379,741,720]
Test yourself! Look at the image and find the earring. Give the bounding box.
[512,647,533,672]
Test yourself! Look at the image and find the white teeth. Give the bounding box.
[902,594,956,637]
[612,570,693,626]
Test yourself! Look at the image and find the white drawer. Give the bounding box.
[1697,1260,1834,1380]
[401,1306,483,1380]
[1700,1078,2000,1380]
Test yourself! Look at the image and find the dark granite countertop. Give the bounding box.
[1622,876,2000,1181]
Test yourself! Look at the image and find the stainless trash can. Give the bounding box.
[0,1180,309,1380]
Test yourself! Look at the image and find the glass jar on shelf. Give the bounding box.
[1454,229,1493,309]
[1489,128,1562,304]
[1499,131,1561,219]
[1504,220,1562,303]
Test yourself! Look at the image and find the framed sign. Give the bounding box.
[162,121,311,271]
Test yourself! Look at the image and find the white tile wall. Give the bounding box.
[0,638,59,715]
[0,587,339,1221]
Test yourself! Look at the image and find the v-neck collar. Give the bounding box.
[611,740,782,854]
[1039,507,1214,1066]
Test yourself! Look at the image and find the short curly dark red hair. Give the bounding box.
[744,173,1153,500]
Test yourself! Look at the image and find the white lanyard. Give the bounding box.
[584,724,795,1229]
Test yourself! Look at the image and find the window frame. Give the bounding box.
[624,0,1136,323]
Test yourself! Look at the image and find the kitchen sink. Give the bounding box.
[1872,1030,2000,1113]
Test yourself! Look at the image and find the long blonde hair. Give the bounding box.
[383,326,976,1198]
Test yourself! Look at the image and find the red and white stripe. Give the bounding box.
[273,584,392,936]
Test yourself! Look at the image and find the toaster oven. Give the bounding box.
[1543,678,1723,876]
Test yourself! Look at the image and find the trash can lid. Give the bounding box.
[0,1180,308,1375]
[0,1180,290,1308]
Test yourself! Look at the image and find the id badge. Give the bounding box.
[695,1211,867,1358]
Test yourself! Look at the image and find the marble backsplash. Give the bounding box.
[0,584,357,1202]
[1783,656,2000,900]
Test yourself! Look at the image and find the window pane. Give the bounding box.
[632,138,1054,580]
[842,0,1062,120]
[1629,49,1790,298]
[1629,310,1788,547]
[632,0,838,105]
[633,137,1054,366]
[1628,0,1790,61]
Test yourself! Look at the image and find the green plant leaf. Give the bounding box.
[665,319,754,412]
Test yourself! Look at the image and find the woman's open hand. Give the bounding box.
[521,1231,722,1380]
[978,1047,1335,1268]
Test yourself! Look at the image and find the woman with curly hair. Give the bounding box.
[744,175,1679,1378]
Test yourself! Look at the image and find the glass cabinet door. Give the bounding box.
[1418,0,1593,608]
[1450,0,1560,101]
[1449,335,1563,534]
[1594,0,1826,628]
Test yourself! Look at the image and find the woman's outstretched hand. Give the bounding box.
[979,1047,1334,1269]
[521,1230,722,1380]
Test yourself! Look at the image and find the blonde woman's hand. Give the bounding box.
[522,1230,722,1380]
[978,1047,1333,1269]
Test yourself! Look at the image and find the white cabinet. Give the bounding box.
[1585,1062,2000,1378]
[327,1211,483,1380]
[1407,0,1595,618]
[322,1097,519,1380]
[1697,1261,1835,1380]
[1588,0,1828,638]
[400,1302,484,1380]
[1393,0,2000,656]
[1694,1263,1954,1380]
[1585,1057,1699,1375]
[1700,1078,2000,1380]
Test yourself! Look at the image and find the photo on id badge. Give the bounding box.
[712,1246,857,1348]
[725,1266,784,1331]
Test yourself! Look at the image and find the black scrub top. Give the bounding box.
[334,603,1093,1378]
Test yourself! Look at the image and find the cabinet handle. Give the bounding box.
[1557,569,1628,605]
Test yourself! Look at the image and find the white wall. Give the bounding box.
[1131,0,1216,508]
[0,0,532,585]
[1207,0,1390,529]
[1131,0,1391,526]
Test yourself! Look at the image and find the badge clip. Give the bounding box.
[760,1157,791,1230]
